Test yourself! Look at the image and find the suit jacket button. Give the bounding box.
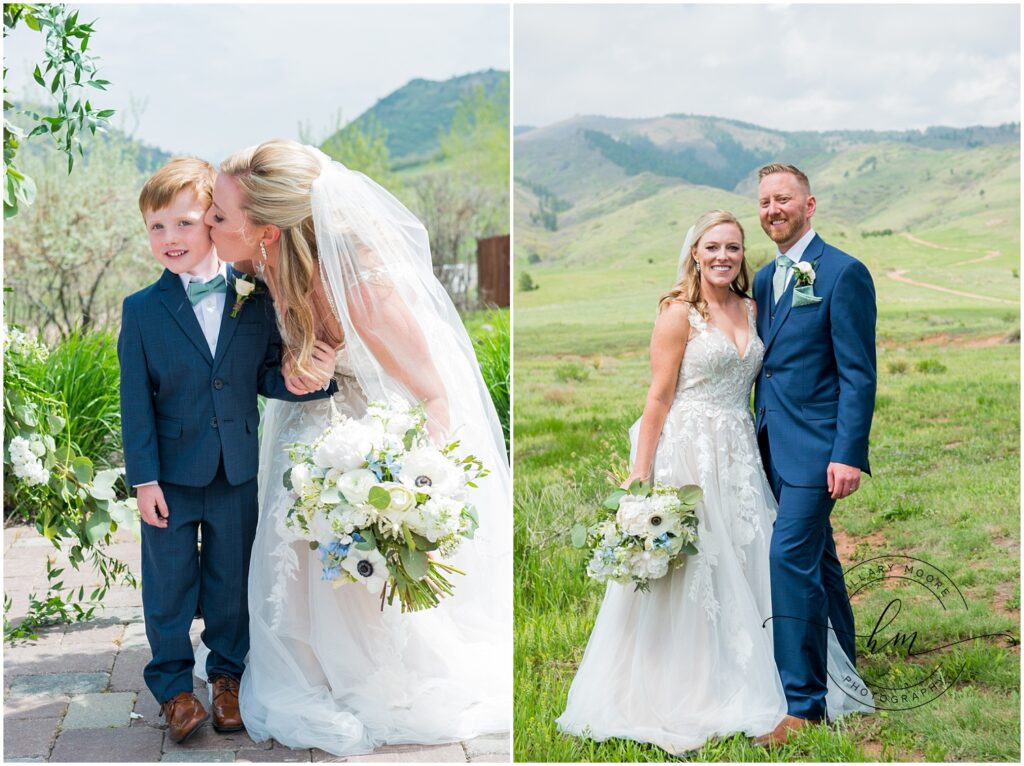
[765,370,773,378]
[211,417,218,429]
[213,379,224,390]
[770,313,776,321]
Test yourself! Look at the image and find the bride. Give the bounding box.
[201,139,510,754]
[556,210,870,754]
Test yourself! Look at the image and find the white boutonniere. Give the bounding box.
[792,260,818,287]
[230,275,263,318]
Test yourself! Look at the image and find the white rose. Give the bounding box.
[615,495,649,537]
[398,447,464,498]
[794,261,816,283]
[234,278,255,296]
[336,468,378,504]
[383,482,417,513]
[290,463,313,495]
[385,411,417,436]
[308,509,337,545]
[313,423,374,471]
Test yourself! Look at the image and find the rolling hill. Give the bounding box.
[326,69,509,167]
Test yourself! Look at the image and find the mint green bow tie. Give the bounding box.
[187,275,227,306]
[773,254,795,305]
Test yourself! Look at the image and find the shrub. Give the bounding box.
[470,309,510,451]
[43,330,122,465]
[886,359,909,375]
[915,358,947,375]
[555,361,590,383]
[519,271,538,292]
[3,324,138,642]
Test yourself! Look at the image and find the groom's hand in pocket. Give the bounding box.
[137,484,169,528]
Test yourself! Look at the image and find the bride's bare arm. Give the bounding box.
[348,281,450,440]
[625,301,691,486]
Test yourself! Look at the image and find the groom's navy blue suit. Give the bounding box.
[753,234,876,720]
[119,266,334,704]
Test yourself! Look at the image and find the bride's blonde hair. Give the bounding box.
[659,209,750,317]
[220,139,322,378]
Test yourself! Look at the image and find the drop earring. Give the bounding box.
[257,241,268,277]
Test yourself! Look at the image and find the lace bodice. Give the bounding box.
[674,299,762,415]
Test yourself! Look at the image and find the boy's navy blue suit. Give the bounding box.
[752,234,876,721]
[118,265,335,705]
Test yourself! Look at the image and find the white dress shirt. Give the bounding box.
[180,263,228,357]
[776,227,817,286]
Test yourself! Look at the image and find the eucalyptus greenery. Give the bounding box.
[3,325,138,643]
[3,2,114,218]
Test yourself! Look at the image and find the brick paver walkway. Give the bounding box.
[3,525,509,763]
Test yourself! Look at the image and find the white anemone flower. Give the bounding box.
[341,547,389,594]
[398,447,464,498]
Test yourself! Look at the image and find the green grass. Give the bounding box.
[513,207,1020,759]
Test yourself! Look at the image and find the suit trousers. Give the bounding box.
[140,459,258,704]
[758,428,858,720]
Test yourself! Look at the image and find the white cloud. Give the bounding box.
[514,4,1020,131]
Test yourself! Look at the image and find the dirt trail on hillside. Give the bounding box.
[899,232,976,253]
[950,250,1002,266]
[887,269,1017,305]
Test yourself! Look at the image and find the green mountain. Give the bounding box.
[329,69,509,165]
[517,114,1018,201]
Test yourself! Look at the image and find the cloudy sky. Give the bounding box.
[515,4,1020,131]
[4,3,509,162]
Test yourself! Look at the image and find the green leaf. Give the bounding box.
[71,456,93,484]
[602,488,627,510]
[681,542,699,557]
[282,467,292,490]
[28,124,49,138]
[24,13,41,31]
[570,523,588,548]
[367,486,391,510]
[14,404,36,426]
[32,65,44,86]
[96,109,114,119]
[399,547,429,580]
[354,527,376,550]
[409,531,438,552]
[628,479,651,496]
[676,484,704,506]
[46,414,65,432]
[84,509,111,546]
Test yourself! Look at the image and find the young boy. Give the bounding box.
[118,158,336,744]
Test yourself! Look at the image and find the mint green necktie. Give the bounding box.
[187,274,227,306]
[773,254,794,305]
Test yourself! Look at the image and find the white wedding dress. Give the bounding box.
[232,347,510,754]
[557,299,871,754]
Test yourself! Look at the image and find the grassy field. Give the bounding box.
[512,179,1020,760]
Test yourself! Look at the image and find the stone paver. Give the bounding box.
[62,692,136,729]
[236,747,311,762]
[50,726,165,762]
[3,694,70,720]
[4,523,510,763]
[9,672,109,696]
[465,734,510,757]
[161,751,234,762]
[2,716,61,759]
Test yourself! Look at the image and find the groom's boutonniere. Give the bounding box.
[230,275,263,318]
[792,260,818,287]
[791,260,822,307]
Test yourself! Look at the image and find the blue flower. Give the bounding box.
[321,564,342,581]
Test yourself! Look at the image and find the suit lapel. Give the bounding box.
[212,267,240,373]
[158,269,213,365]
[755,267,772,342]
[763,234,825,355]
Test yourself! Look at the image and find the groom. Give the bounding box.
[751,164,876,744]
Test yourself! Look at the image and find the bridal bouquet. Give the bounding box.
[281,397,486,612]
[572,480,702,592]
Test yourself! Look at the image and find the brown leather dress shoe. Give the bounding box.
[754,714,814,747]
[210,675,244,732]
[160,691,209,744]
